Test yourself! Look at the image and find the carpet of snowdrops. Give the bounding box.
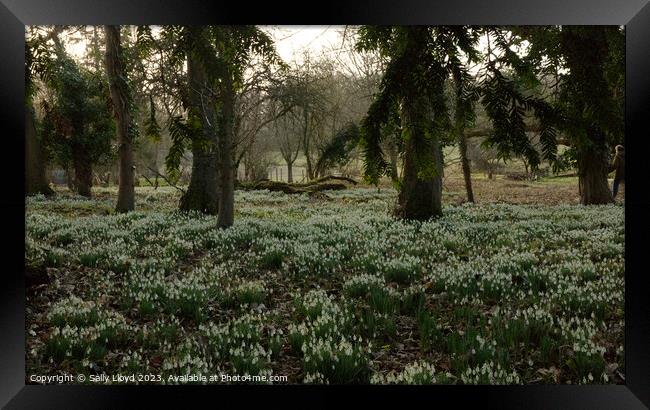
[25,186,625,385]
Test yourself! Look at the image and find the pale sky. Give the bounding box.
[260,26,348,64]
[61,26,348,66]
[56,25,501,76]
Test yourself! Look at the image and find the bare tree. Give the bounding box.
[273,106,302,183]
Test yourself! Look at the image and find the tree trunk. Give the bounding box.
[66,166,75,192]
[577,133,613,205]
[25,105,53,196]
[286,160,294,183]
[396,95,443,220]
[457,131,474,202]
[181,144,220,214]
[432,140,444,209]
[244,162,251,181]
[560,27,616,205]
[302,109,314,180]
[234,156,242,185]
[390,156,399,181]
[523,159,530,179]
[217,75,235,228]
[387,137,399,182]
[305,154,314,180]
[104,25,135,213]
[72,144,92,198]
[179,34,219,214]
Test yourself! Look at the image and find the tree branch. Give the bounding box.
[145,166,186,194]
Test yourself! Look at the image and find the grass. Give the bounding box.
[538,175,580,185]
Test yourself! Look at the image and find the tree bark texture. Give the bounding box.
[25,105,54,196]
[104,25,135,212]
[577,132,613,205]
[396,94,443,220]
[217,74,236,228]
[72,143,92,198]
[457,131,475,203]
[179,39,220,215]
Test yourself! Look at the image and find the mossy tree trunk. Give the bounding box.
[560,27,617,205]
[577,131,613,205]
[25,105,53,196]
[387,136,399,182]
[181,143,220,214]
[72,143,93,198]
[179,40,220,214]
[396,94,443,220]
[104,25,135,213]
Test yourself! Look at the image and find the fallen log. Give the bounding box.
[240,180,348,194]
[305,183,347,192]
[253,180,300,194]
[309,175,358,185]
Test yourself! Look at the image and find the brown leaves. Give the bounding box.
[536,366,561,383]
[443,174,580,205]
[149,355,163,369]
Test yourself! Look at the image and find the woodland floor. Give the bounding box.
[25,175,625,385]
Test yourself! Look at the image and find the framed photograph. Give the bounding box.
[2,0,649,407]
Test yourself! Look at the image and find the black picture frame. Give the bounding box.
[2,0,649,408]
